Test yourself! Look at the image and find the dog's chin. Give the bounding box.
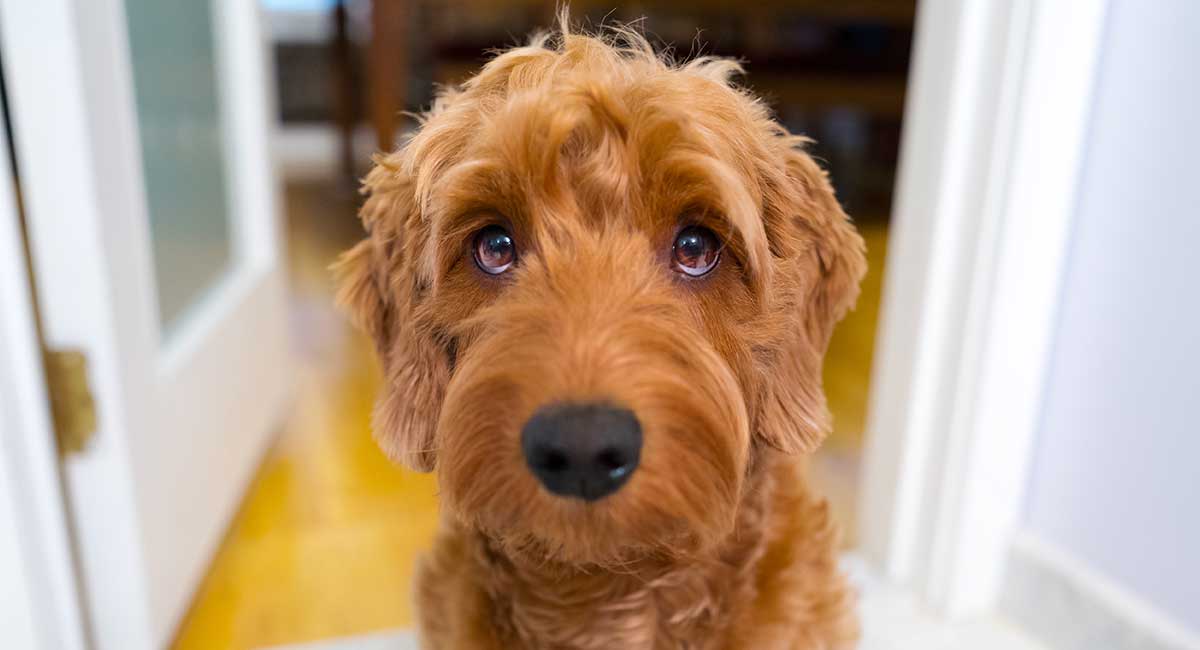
[487,531,704,571]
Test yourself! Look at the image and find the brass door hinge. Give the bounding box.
[43,348,96,456]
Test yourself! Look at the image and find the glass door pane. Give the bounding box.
[124,0,232,333]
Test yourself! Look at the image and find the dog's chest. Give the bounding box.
[493,565,746,650]
[474,473,775,649]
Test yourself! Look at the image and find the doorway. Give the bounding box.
[171,2,915,647]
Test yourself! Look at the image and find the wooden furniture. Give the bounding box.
[330,0,414,181]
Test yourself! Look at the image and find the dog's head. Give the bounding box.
[336,24,865,566]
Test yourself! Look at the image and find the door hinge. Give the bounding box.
[43,348,97,456]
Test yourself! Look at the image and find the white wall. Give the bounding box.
[1022,0,1200,636]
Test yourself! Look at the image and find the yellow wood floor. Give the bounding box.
[170,183,440,649]
[170,181,888,649]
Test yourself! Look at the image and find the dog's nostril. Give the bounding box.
[537,449,569,473]
[595,448,628,473]
[520,402,642,502]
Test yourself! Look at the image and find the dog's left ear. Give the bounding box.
[756,146,867,455]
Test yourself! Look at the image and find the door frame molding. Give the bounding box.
[858,0,1108,617]
[0,0,159,643]
[0,84,88,650]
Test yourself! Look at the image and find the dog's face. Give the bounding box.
[337,30,865,566]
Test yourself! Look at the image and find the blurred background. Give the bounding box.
[5,1,1198,650]
[177,1,908,646]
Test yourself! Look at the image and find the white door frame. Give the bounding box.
[0,102,89,650]
[858,0,1107,618]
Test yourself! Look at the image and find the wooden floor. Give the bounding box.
[170,181,888,649]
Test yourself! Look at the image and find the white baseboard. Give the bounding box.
[843,553,1046,650]
[1001,532,1200,650]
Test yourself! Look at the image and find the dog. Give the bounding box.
[336,18,866,650]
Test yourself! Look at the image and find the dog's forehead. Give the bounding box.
[458,81,764,225]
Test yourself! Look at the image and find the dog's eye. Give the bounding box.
[473,225,516,274]
[671,226,721,277]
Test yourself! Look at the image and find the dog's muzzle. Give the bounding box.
[520,402,642,501]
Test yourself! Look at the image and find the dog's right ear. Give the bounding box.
[334,175,445,472]
[334,237,392,344]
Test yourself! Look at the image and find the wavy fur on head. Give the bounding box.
[336,13,865,650]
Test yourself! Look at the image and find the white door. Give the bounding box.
[0,0,292,648]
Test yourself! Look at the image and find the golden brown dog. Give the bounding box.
[336,18,866,650]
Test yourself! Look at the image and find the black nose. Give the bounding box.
[521,402,642,501]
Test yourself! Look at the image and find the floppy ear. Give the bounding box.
[334,238,392,344]
[756,147,867,455]
[333,171,446,472]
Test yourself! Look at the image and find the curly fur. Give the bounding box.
[335,14,866,649]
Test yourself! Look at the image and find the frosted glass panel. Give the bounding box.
[125,0,232,333]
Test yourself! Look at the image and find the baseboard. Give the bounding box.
[1001,532,1200,650]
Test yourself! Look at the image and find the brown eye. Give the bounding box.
[672,226,721,277]
[473,225,516,274]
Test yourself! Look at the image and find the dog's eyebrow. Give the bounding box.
[425,158,510,223]
[654,151,770,293]
[419,157,537,280]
